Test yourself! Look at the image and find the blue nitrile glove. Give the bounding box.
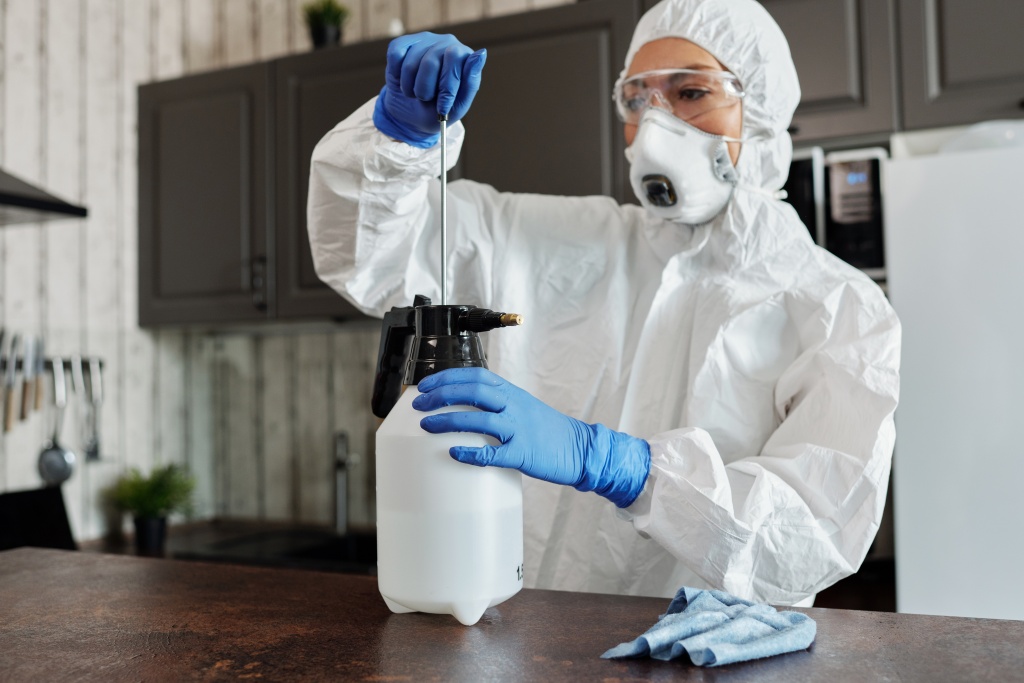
[373,32,487,149]
[414,367,651,508]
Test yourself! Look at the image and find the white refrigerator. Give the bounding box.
[884,125,1024,620]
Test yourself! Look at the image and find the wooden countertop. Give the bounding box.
[1,547,1021,682]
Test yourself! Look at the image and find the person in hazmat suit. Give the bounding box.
[307,0,900,606]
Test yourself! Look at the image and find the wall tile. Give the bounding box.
[2,0,44,494]
[531,0,575,8]
[218,336,260,518]
[44,0,87,537]
[120,0,156,524]
[447,0,485,24]
[295,333,333,524]
[406,0,443,31]
[257,0,292,60]
[335,0,360,46]
[187,334,217,519]
[260,334,295,520]
[221,0,257,67]
[155,0,186,79]
[330,323,379,530]
[367,0,403,39]
[81,0,124,538]
[185,0,218,73]
[487,0,531,18]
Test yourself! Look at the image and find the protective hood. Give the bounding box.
[619,0,800,202]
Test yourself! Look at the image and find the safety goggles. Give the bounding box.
[614,68,745,126]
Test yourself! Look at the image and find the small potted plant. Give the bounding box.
[109,464,195,557]
[304,0,350,50]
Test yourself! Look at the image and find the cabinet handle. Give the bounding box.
[1018,98,1024,110]
[251,256,268,311]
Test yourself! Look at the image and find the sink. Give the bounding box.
[286,532,377,563]
[172,527,377,575]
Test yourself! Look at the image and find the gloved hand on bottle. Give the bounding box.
[373,32,487,148]
[413,367,651,508]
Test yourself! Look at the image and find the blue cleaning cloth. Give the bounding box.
[602,586,816,667]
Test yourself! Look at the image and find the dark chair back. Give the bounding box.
[0,487,77,551]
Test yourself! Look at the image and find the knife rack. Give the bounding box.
[0,356,105,435]
[0,358,106,374]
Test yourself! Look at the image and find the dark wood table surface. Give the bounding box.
[2,548,1022,682]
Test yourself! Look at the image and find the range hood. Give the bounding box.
[0,168,87,226]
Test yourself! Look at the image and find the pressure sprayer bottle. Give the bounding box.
[372,294,524,626]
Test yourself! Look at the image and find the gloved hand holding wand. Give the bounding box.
[373,32,487,148]
[414,368,651,508]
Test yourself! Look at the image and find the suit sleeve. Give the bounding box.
[307,96,499,314]
[624,280,901,605]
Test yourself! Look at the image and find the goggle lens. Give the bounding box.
[615,69,744,126]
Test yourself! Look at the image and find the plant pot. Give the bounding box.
[133,516,167,557]
[310,24,342,49]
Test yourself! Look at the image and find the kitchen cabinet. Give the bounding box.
[452,0,637,203]
[138,64,271,326]
[144,0,1024,326]
[762,0,896,143]
[639,0,899,143]
[898,0,1024,130]
[273,0,636,320]
[643,0,1024,137]
[274,44,385,320]
[140,0,637,325]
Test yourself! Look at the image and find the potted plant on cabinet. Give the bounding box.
[109,464,195,557]
[304,0,350,50]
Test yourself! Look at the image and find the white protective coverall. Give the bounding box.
[307,0,900,605]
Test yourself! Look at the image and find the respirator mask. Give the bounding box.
[616,68,744,225]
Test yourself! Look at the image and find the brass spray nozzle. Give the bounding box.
[463,308,524,332]
[499,313,524,327]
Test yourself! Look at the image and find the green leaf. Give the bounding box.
[303,0,350,29]
[107,464,196,519]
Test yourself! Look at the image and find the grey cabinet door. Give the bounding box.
[641,0,896,143]
[899,0,1024,130]
[762,0,896,143]
[138,64,271,326]
[274,0,637,320]
[452,0,638,203]
[274,42,387,320]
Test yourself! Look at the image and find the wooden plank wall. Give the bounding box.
[0,0,574,541]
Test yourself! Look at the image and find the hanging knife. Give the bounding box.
[3,334,21,432]
[34,338,45,411]
[86,358,103,461]
[20,335,35,421]
[71,356,92,461]
[0,330,5,426]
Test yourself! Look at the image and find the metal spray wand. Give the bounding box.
[438,113,449,306]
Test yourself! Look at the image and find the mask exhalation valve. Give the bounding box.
[642,174,678,207]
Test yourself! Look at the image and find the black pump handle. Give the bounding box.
[371,306,416,419]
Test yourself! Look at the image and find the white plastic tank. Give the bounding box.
[375,388,524,626]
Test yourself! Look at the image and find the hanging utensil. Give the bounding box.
[71,356,87,450]
[38,357,75,486]
[3,334,21,433]
[86,358,103,461]
[0,330,6,424]
[34,337,45,412]
[20,334,35,421]
[71,356,100,462]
